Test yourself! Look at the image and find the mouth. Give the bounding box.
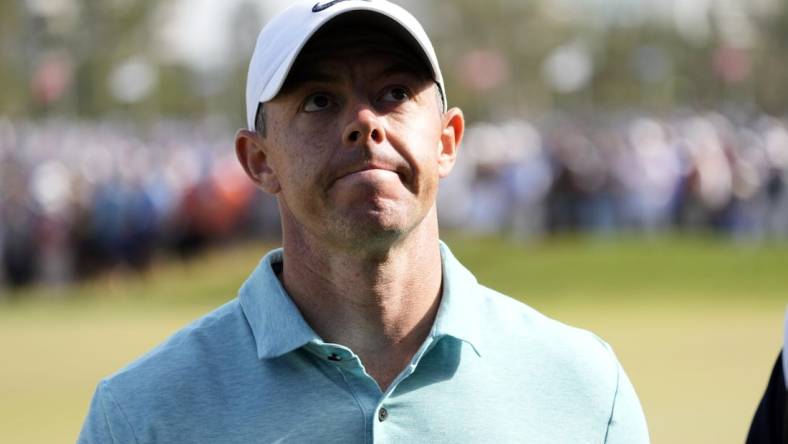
[333,163,406,185]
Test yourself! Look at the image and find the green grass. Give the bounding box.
[1,235,786,443]
[448,233,788,303]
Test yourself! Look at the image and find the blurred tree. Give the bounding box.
[0,1,28,117]
[1,0,787,123]
[751,0,788,115]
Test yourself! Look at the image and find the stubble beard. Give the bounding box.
[326,198,418,252]
[280,173,437,256]
[324,173,440,254]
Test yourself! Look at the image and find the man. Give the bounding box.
[79,1,649,442]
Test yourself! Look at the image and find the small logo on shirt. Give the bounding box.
[312,0,370,13]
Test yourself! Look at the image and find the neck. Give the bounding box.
[280,210,443,391]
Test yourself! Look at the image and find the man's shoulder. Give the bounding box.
[474,285,619,376]
[461,285,645,442]
[101,299,257,397]
[80,294,315,443]
[441,242,616,368]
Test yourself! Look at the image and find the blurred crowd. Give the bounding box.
[0,118,279,288]
[2,111,788,288]
[439,111,788,240]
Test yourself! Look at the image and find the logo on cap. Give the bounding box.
[312,0,370,13]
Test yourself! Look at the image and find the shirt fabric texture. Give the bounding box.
[78,242,649,443]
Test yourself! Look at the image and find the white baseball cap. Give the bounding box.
[244,0,447,130]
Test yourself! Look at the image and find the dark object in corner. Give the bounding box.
[747,350,787,444]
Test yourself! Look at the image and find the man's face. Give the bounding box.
[249,28,462,248]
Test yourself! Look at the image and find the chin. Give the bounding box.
[350,207,408,233]
[334,204,415,248]
[321,191,434,250]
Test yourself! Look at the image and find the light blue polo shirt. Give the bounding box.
[79,242,649,443]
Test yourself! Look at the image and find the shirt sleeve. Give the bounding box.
[604,360,650,444]
[77,380,139,444]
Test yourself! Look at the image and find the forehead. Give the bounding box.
[281,13,433,91]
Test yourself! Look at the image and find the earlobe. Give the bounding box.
[437,107,465,178]
[234,129,281,194]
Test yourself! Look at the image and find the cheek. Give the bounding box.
[393,114,442,173]
[270,126,334,196]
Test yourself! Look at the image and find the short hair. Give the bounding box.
[254,103,266,137]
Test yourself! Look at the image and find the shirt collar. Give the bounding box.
[239,242,485,360]
[239,249,319,359]
[431,241,485,356]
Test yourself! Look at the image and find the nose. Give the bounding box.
[342,105,385,147]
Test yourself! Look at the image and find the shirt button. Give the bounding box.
[378,407,388,422]
[327,353,342,361]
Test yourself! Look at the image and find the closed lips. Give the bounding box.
[333,162,407,184]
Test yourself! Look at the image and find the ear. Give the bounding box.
[234,129,281,194]
[437,107,465,178]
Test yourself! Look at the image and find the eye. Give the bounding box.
[380,86,411,104]
[303,93,334,112]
